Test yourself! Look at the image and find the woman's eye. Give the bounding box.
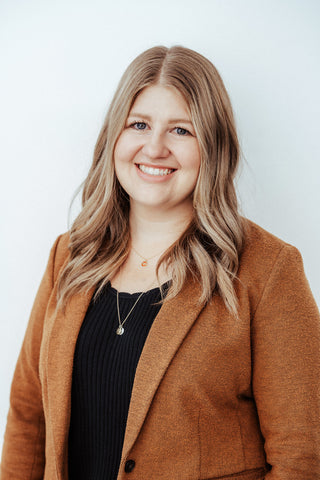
[132,122,147,130]
[175,127,190,136]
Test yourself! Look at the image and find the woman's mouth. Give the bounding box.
[137,164,175,176]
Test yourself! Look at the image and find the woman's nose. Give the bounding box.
[141,131,170,159]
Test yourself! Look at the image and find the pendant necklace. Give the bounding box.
[131,245,165,267]
[116,290,145,335]
[115,273,158,335]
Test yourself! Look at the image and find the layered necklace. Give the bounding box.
[115,245,168,335]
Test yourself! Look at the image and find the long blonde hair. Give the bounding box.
[57,45,244,313]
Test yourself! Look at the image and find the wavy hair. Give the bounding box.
[57,45,244,313]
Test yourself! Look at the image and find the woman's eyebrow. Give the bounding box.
[128,112,193,125]
[169,118,193,125]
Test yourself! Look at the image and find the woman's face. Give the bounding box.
[114,84,201,217]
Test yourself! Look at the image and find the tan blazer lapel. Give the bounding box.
[46,287,95,474]
[121,279,204,462]
[46,279,204,472]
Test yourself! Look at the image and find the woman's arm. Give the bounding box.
[0,235,62,480]
[252,245,320,479]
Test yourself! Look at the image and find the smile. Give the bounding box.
[138,164,175,176]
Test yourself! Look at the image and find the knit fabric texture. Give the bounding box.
[68,283,164,479]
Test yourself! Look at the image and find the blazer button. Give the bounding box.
[125,459,136,473]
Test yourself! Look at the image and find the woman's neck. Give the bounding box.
[111,204,193,293]
[129,204,193,256]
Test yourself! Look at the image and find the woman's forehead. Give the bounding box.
[128,84,191,119]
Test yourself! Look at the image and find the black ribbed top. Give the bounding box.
[68,283,164,480]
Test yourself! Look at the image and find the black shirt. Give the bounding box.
[68,283,164,480]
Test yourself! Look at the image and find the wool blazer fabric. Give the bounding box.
[1,220,320,480]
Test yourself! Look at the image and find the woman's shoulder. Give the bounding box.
[50,232,71,282]
[241,217,298,258]
[238,218,303,291]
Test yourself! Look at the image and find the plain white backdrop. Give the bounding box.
[1,0,319,452]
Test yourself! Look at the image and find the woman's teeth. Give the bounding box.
[138,164,174,176]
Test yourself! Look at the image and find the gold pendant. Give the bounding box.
[141,260,148,267]
[116,326,124,335]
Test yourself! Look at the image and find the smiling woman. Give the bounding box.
[1,46,320,480]
[114,85,200,219]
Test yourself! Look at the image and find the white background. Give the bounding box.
[1,0,319,452]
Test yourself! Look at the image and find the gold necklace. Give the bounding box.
[116,290,144,335]
[115,277,157,335]
[131,245,165,267]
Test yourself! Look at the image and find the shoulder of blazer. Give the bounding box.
[237,218,306,311]
[51,232,71,283]
[240,217,300,269]
[242,218,289,253]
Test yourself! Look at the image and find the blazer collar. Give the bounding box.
[46,287,95,475]
[120,277,204,463]
[46,278,204,474]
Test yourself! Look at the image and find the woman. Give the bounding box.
[1,46,320,480]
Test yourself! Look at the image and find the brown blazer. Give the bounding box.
[1,220,320,480]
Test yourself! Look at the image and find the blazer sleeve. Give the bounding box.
[0,235,63,480]
[251,244,320,479]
